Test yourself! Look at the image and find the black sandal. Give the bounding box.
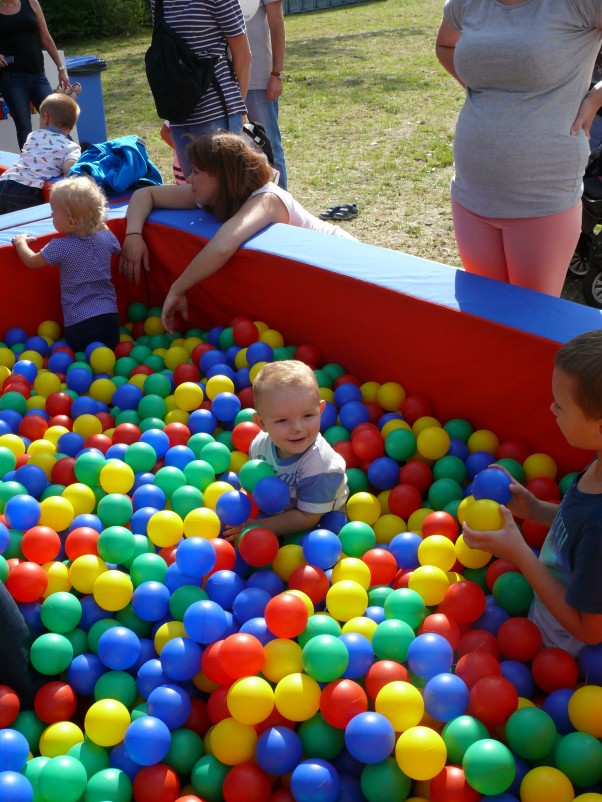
[319,203,359,221]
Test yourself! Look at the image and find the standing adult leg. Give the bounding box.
[451,198,510,282]
[245,89,287,189]
[170,114,243,180]
[0,71,52,149]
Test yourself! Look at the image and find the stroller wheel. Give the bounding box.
[582,267,602,309]
[568,250,590,277]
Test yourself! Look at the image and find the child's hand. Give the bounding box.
[161,288,188,335]
[462,505,530,563]
[11,233,33,245]
[486,464,538,520]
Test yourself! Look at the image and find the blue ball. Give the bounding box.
[65,367,93,394]
[0,729,31,771]
[113,383,143,411]
[246,341,273,366]
[183,599,228,643]
[0,410,21,433]
[48,350,74,374]
[291,759,341,802]
[239,616,275,645]
[340,632,374,679]
[344,713,395,764]
[188,408,217,435]
[252,476,290,514]
[132,581,171,622]
[97,627,141,670]
[139,429,170,459]
[12,360,37,383]
[124,715,171,766]
[246,569,285,596]
[0,770,33,802]
[205,570,246,610]
[164,563,195,594]
[24,335,49,356]
[500,659,535,699]
[423,672,469,722]
[302,529,342,569]
[0,522,10,553]
[206,363,235,381]
[164,445,195,470]
[211,392,241,422]
[13,464,47,498]
[579,642,602,685]
[320,510,348,534]
[474,595,511,634]
[216,489,252,526]
[232,587,271,625]
[465,451,496,480]
[364,606,386,625]
[333,383,362,407]
[388,531,422,570]
[175,537,216,579]
[146,684,191,730]
[542,687,575,735]
[66,653,106,696]
[71,396,100,418]
[367,456,400,490]
[472,467,513,505]
[105,444,128,461]
[130,506,159,537]
[57,432,86,458]
[70,513,102,532]
[136,658,169,699]
[320,401,338,432]
[160,636,203,681]
[447,437,470,461]
[4,494,40,530]
[4,327,27,347]
[132,484,166,511]
[256,726,304,776]
[338,401,370,430]
[199,349,226,373]
[406,633,454,680]
[79,596,108,631]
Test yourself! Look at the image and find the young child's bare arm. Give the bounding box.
[62,158,78,175]
[223,509,322,542]
[11,235,49,269]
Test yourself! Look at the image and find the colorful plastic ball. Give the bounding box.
[97,626,141,670]
[210,717,258,766]
[531,647,578,693]
[326,580,368,622]
[471,467,513,505]
[462,738,516,796]
[497,616,542,661]
[36,754,88,802]
[302,528,342,569]
[29,632,73,675]
[374,680,424,732]
[4,494,40,531]
[346,492,381,526]
[219,632,265,679]
[93,570,133,612]
[519,766,574,802]
[252,476,290,515]
[344,712,395,764]
[274,673,321,722]
[441,715,489,765]
[423,673,469,723]
[492,571,534,615]
[84,699,130,747]
[227,676,275,725]
[255,725,303,776]
[568,685,602,737]
[301,634,349,682]
[0,729,30,772]
[290,759,340,802]
[5,562,48,602]
[407,565,449,606]
[264,592,309,638]
[505,707,557,760]
[123,715,171,766]
[395,726,447,781]
[468,675,518,728]
[417,534,456,572]
[406,633,453,680]
[222,762,272,802]
[429,766,480,802]
[215,489,252,526]
[147,684,191,731]
[132,764,181,802]
[236,526,278,567]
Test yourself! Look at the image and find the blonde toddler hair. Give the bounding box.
[51,176,108,236]
[253,360,320,410]
[39,93,80,131]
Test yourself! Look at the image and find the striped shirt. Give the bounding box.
[152,0,247,126]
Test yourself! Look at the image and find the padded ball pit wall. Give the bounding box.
[1,199,602,475]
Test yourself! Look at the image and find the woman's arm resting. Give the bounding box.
[435,18,463,86]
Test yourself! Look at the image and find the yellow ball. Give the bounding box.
[376,490,391,516]
[262,638,303,682]
[147,510,184,548]
[89,347,116,375]
[360,381,380,402]
[27,439,55,457]
[519,766,575,802]
[341,616,378,640]
[0,348,15,369]
[99,460,135,495]
[412,416,442,436]
[93,569,134,611]
[463,499,504,531]
[374,513,406,545]
[38,320,61,341]
[154,620,187,655]
[272,543,305,581]
[407,565,449,606]
[259,328,284,348]
[72,414,102,438]
[165,409,189,425]
[229,451,248,473]
[203,481,235,510]
[457,496,474,525]
[568,685,602,737]
[227,676,274,725]
[89,378,116,405]
[39,721,84,757]
[0,433,25,458]
[210,717,257,765]
[331,557,371,589]
[376,681,424,732]
[184,336,202,355]
[85,699,130,747]
[416,427,451,461]
[455,534,492,569]
[249,362,268,383]
[326,580,368,621]
[418,535,457,572]
[34,370,61,397]
[144,315,165,336]
[274,672,321,722]
[62,483,96,516]
[43,425,69,447]
[164,346,190,370]
[26,396,47,412]
[346,492,381,525]
[467,428,499,454]
[69,555,108,594]
[174,381,204,411]
[28,452,54,478]
[206,375,235,399]
[381,419,411,438]
[39,496,74,531]
[407,508,432,534]
[234,348,249,369]
[395,726,447,781]
[183,508,221,539]
[42,561,71,596]
[319,387,334,403]
[523,452,558,481]
[376,381,406,411]
[575,795,602,802]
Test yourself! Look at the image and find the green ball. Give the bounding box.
[372,619,415,662]
[461,566,489,591]
[170,485,205,518]
[94,670,138,708]
[30,633,73,675]
[322,425,350,446]
[97,493,133,527]
[443,418,474,442]
[4,529,23,559]
[98,525,136,564]
[368,585,393,607]
[218,326,235,349]
[338,521,376,557]
[496,457,526,483]
[142,372,172,398]
[323,362,346,381]
[23,755,50,797]
[441,715,489,763]
[138,393,167,420]
[129,552,168,586]
[169,584,208,620]
[124,442,158,474]
[301,634,349,682]
[41,483,66,500]
[131,702,148,721]
[0,480,26,512]
[428,477,464,510]
[238,458,274,492]
[433,455,467,484]
[114,409,141,426]
[360,757,412,802]
[115,604,153,637]
[559,471,578,496]
[191,753,230,802]
[346,468,370,495]
[215,430,233,451]
[384,428,417,461]
[154,466,187,499]
[313,369,333,389]
[15,710,46,753]
[121,534,155,570]
[40,592,82,633]
[67,740,110,779]
[492,571,534,615]
[505,707,557,760]
[0,390,27,414]
[383,587,426,629]
[233,408,256,425]
[554,731,602,787]
[0,446,17,477]
[298,613,342,648]
[298,712,345,760]
[199,442,232,474]
[183,459,216,491]
[74,450,106,487]
[187,433,216,458]
[0,555,8,582]
[85,767,132,802]
[462,738,516,796]
[127,302,148,322]
[38,755,88,802]
[139,416,166,432]
[114,357,137,378]
[63,627,88,658]
[164,728,205,775]
[129,344,152,364]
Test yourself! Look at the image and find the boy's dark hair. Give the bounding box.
[555,329,602,419]
[39,93,80,131]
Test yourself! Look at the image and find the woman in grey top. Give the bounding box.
[436,0,602,296]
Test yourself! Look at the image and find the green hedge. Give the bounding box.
[43,0,151,39]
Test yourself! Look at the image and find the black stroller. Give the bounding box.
[569,143,602,308]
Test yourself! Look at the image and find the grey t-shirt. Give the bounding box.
[444,0,602,217]
[247,0,278,91]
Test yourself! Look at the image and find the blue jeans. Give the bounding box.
[0,70,53,149]
[170,113,243,179]
[0,178,43,213]
[245,90,287,190]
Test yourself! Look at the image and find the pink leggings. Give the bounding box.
[452,198,582,297]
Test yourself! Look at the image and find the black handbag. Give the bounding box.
[145,0,227,124]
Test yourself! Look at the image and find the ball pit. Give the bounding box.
[0,296,598,802]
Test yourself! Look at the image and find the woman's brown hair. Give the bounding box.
[185,132,273,221]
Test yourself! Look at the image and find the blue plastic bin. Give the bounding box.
[65,55,107,146]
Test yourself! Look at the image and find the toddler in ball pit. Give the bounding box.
[224,360,348,540]
[463,329,602,655]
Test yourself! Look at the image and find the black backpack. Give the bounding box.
[145,0,228,124]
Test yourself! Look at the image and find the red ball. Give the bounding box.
[293,343,321,369]
[218,633,265,679]
[18,415,48,441]
[164,422,191,447]
[207,686,230,724]
[388,483,423,520]
[398,460,433,494]
[333,374,361,389]
[231,421,261,454]
[173,363,201,386]
[0,685,20,727]
[332,440,361,470]
[496,438,531,463]
[364,660,409,701]
[521,519,550,549]
[421,510,459,542]
[47,414,73,431]
[114,341,134,359]
[401,393,433,425]
[351,425,385,461]
[361,548,398,586]
[158,545,178,566]
[45,392,73,417]
[526,477,561,502]
[238,387,255,410]
[232,320,260,347]
[201,641,234,686]
[392,568,413,589]
[430,766,481,802]
[185,697,211,737]
[5,561,48,602]
[365,401,384,425]
[131,365,154,377]
[132,765,180,802]
[238,527,280,568]
[288,565,329,605]
[439,581,486,624]
[456,629,500,660]
[206,538,237,576]
[21,525,61,564]
[485,558,518,591]
[455,651,502,690]
[468,675,518,728]
[64,527,100,560]
[264,593,309,639]
[112,423,142,445]
[269,790,295,802]
[191,343,215,366]
[223,763,272,802]
[34,681,77,723]
[497,617,543,662]
[531,647,579,693]
[85,434,112,453]
[319,679,368,729]
[418,613,462,650]
[51,457,77,486]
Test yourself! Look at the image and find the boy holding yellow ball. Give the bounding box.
[463,330,602,655]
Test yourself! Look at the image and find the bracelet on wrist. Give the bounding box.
[271,70,283,79]
[124,232,143,236]
[58,65,67,72]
